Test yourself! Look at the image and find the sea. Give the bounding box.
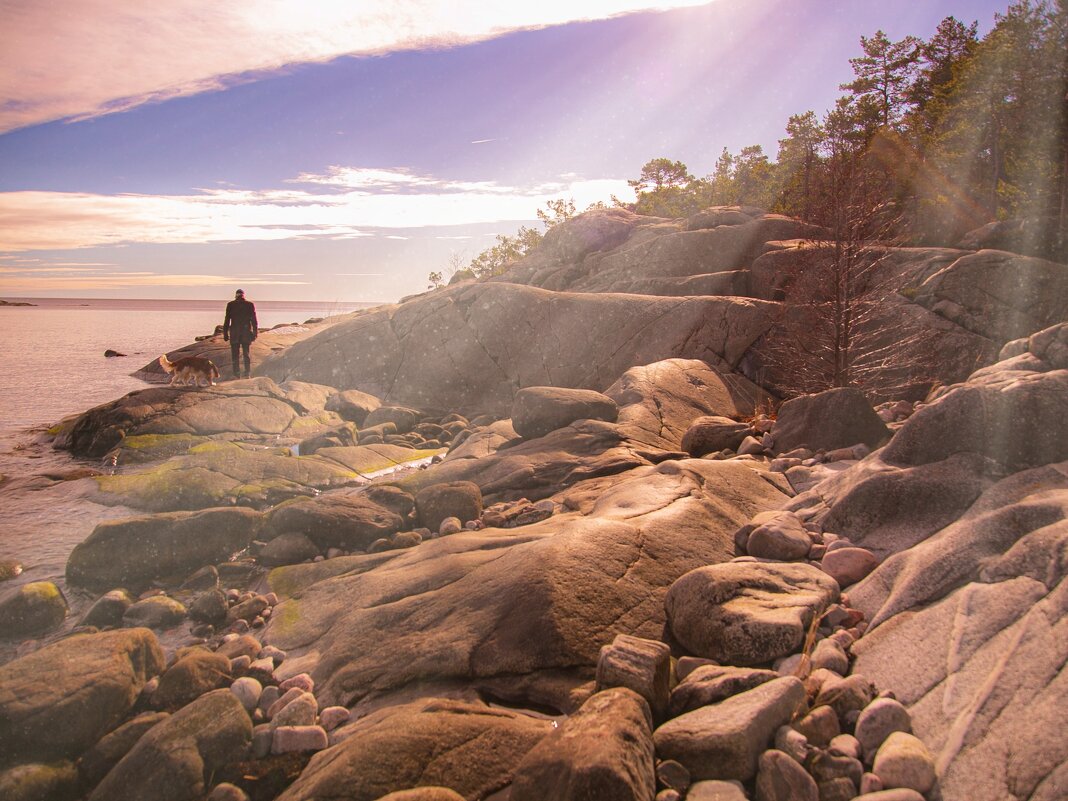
[0,296,377,654]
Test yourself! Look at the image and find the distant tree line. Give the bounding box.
[433,1,1066,291]
[627,1,1068,247]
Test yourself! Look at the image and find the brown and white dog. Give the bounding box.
[158,354,220,387]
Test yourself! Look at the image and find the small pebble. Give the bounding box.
[259,645,287,665]
[230,676,263,712]
[271,724,328,754]
[252,723,273,758]
[230,619,250,634]
[258,686,281,715]
[319,706,350,731]
[248,657,274,674]
[266,687,304,719]
[230,655,252,673]
[774,724,809,763]
[860,773,883,794]
[656,759,691,792]
[279,673,314,693]
[264,593,279,606]
[207,783,249,801]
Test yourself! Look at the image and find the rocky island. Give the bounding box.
[0,204,1065,801]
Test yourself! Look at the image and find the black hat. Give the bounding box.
[235,289,245,296]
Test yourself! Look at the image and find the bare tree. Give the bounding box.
[757,154,942,399]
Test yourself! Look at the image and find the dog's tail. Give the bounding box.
[209,362,220,379]
[158,354,173,373]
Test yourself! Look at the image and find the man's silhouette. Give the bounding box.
[222,289,258,379]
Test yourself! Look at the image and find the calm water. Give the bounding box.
[0,297,374,434]
[0,297,376,654]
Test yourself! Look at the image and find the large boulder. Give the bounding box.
[770,388,890,454]
[265,493,404,550]
[325,388,381,425]
[681,416,751,457]
[258,283,777,416]
[665,562,839,666]
[509,688,655,801]
[0,629,164,766]
[265,459,788,711]
[66,507,262,590]
[87,689,252,801]
[0,581,68,635]
[414,481,483,532]
[653,677,806,781]
[512,387,619,440]
[274,699,550,801]
[911,249,1068,342]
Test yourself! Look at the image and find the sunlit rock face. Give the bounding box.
[263,359,789,712]
[784,322,1068,801]
[265,458,789,713]
[258,282,777,416]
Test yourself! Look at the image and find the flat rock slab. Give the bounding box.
[54,377,340,459]
[265,459,787,710]
[275,699,550,801]
[90,443,360,512]
[653,677,806,781]
[510,687,655,801]
[0,628,164,766]
[258,283,776,416]
[665,562,839,666]
[67,507,262,590]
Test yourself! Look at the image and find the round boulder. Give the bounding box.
[681,416,752,457]
[363,405,423,434]
[325,389,382,425]
[821,547,879,588]
[745,511,812,561]
[665,562,839,666]
[872,732,936,794]
[0,581,68,635]
[415,481,483,532]
[770,388,890,454]
[259,533,320,567]
[123,596,187,629]
[511,386,618,440]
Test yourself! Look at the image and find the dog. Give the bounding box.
[158,354,220,387]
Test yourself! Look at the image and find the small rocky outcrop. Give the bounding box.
[664,562,839,666]
[274,699,550,801]
[0,628,164,766]
[769,388,890,454]
[511,386,619,439]
[87,689,252,801]
[509,688,655,801]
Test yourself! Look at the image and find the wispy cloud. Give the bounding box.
[0,170,633,251]
[0,1,712,134]
[0,270,308,291]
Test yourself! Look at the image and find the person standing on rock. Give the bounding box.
[222,288,258,379]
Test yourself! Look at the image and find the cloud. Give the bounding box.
[0,1,712,134]
[0,270,308,292]
[0,170,634,251]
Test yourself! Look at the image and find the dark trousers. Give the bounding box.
[230,336,252,377]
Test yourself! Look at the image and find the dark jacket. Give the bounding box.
[223,298,258,341]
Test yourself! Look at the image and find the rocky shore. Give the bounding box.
[0,206,1065,801]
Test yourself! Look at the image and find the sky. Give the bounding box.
[0,0,1009,302]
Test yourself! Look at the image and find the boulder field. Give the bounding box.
[0,206,1065,801]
